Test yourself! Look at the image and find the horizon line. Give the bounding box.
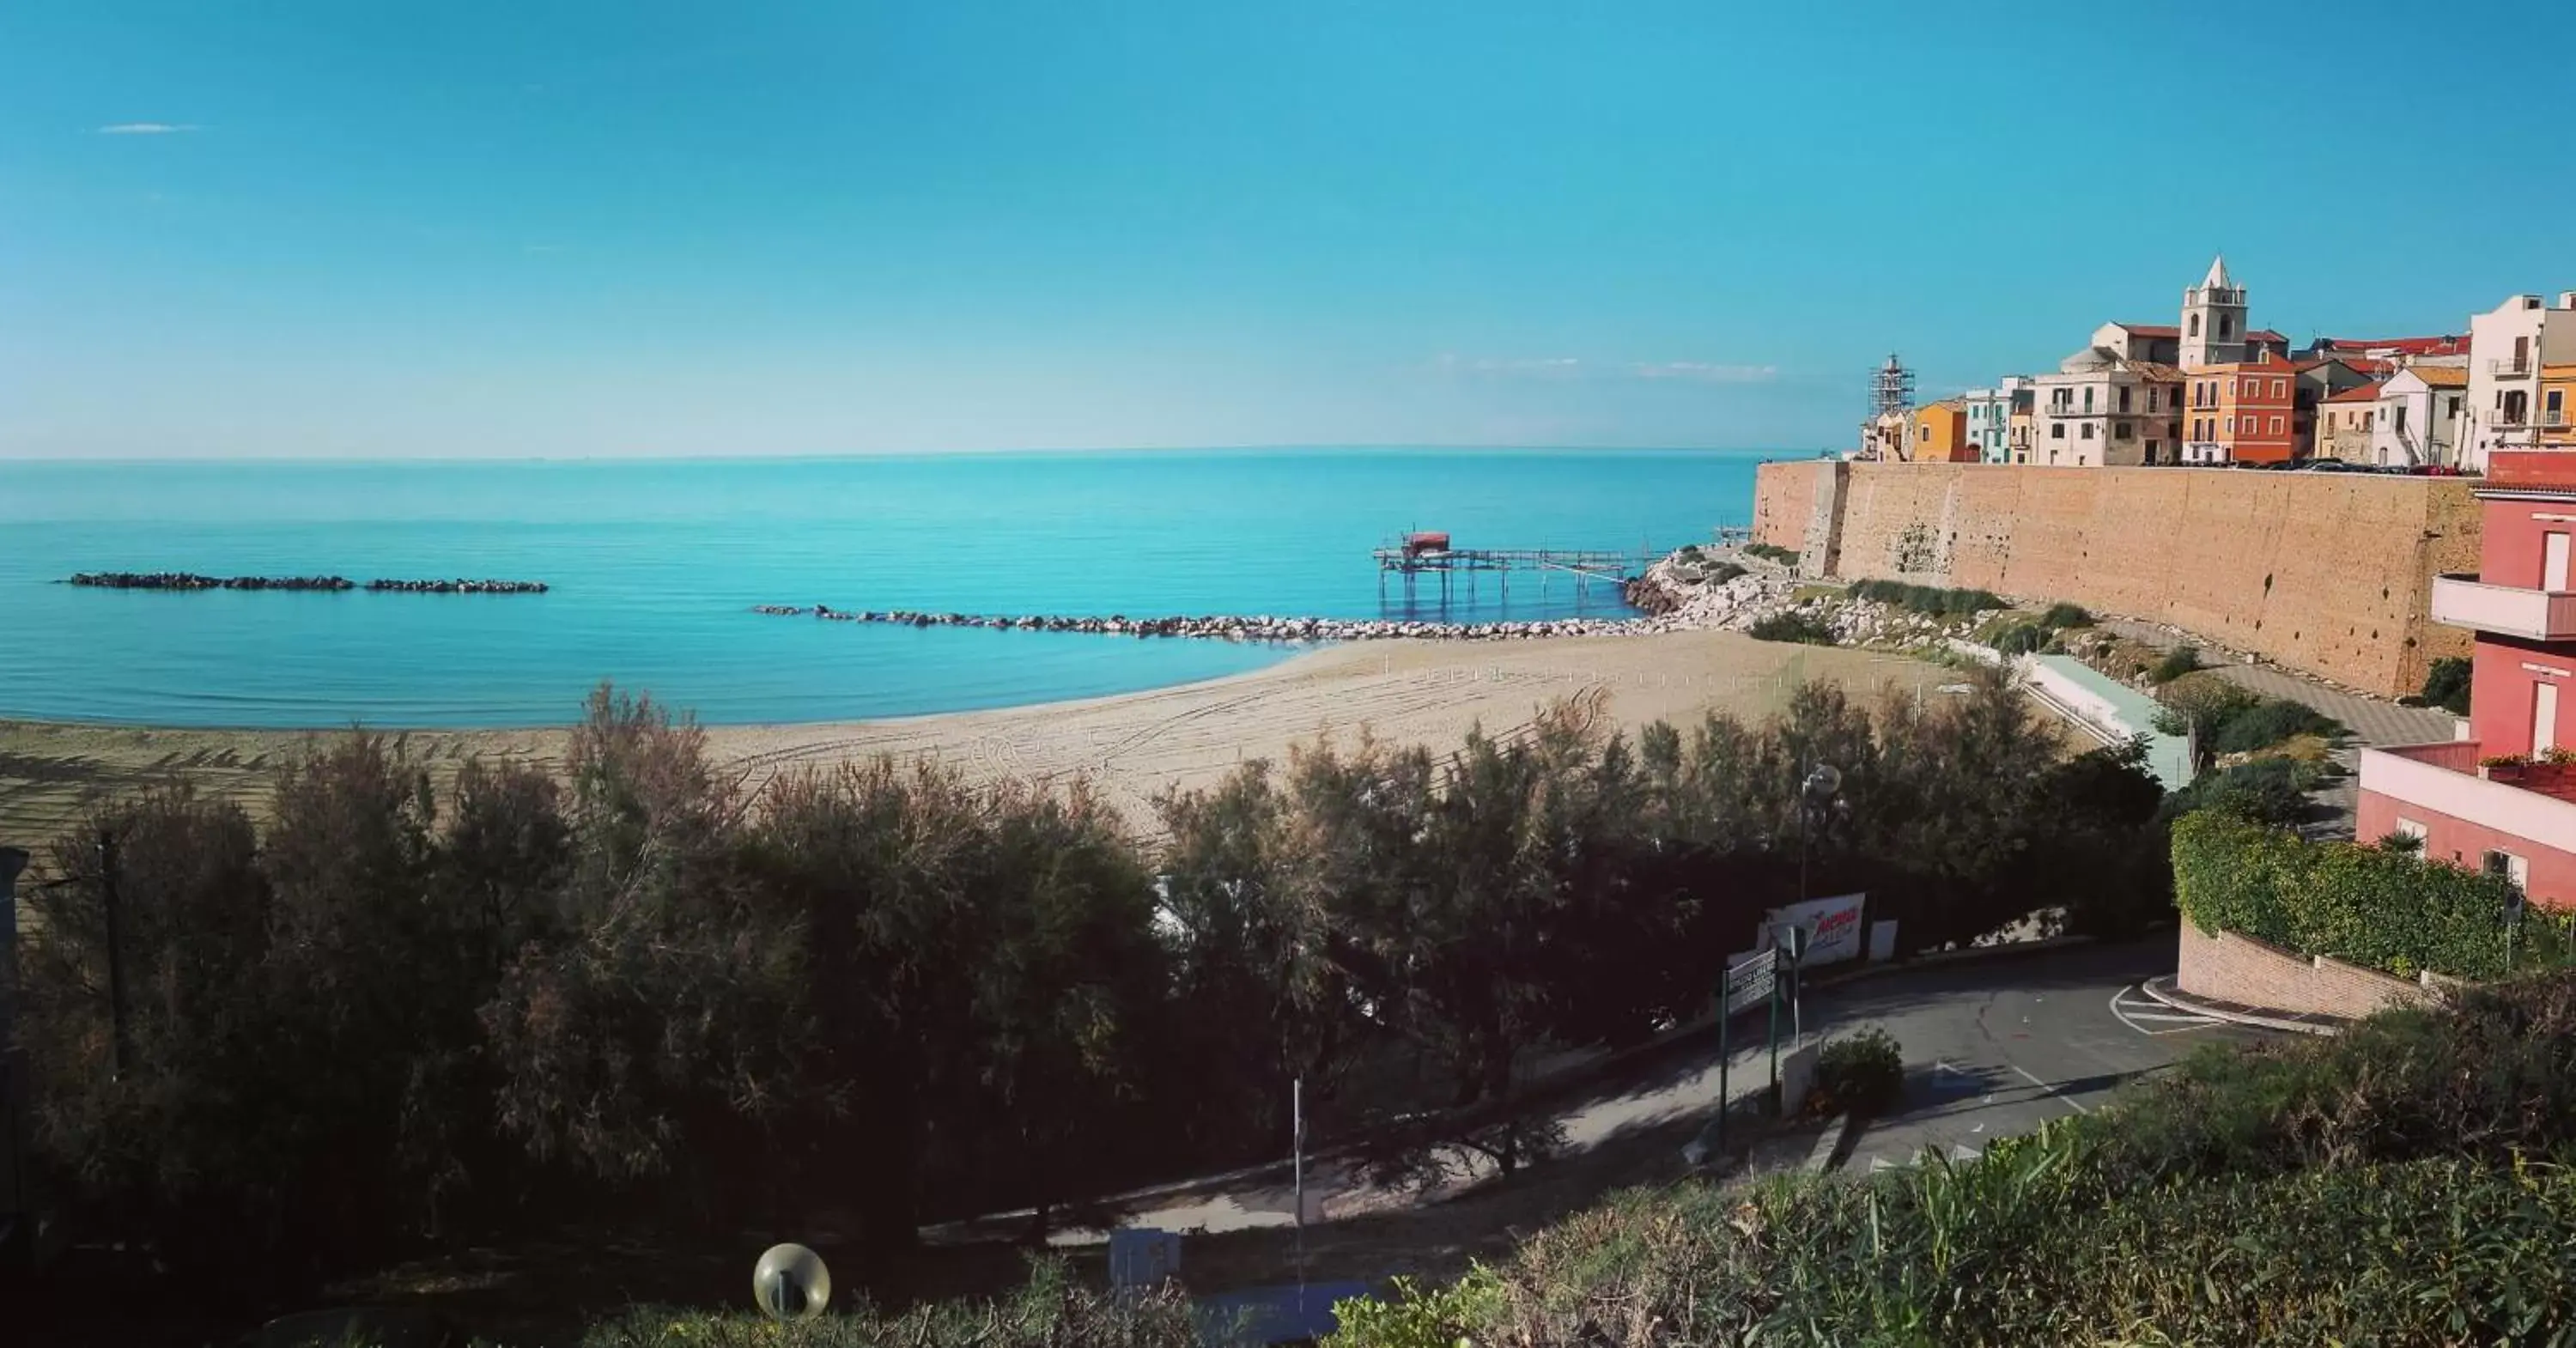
[0,442,1825,465]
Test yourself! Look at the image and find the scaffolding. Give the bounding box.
[1869,352,1917,420]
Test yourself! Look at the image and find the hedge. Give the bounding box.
[2170,809,2532,980]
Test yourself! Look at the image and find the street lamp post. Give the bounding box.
[1791,763,1844,1039]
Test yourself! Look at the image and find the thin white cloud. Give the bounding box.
[1435,354,1780,385]
[96,122,199,135]
[1630,361,1780,385]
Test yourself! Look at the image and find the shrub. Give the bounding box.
[582,1261,1202,1348]
[1812,1028,1902,1117]
[1989,621,2050,657]
[1848,579,2008,620]
[2423,654,2473,714]
[2148,645,2201,683]
[2170,808,2548,980]
[2162,758,2315,827]
[1747,610,1837,645]
[2209,697,2344,756]
[1744,543,1799,565]
[1704,561,1748,585]
[2038,600,2093,628]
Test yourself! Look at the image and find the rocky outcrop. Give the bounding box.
[69,573,353,591]
[361,579,549,593]
[65,573,547,593]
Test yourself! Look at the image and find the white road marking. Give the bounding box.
[2012,1062,2092,1114]
[2109,985,2219,1036]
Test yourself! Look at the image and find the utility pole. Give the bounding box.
[98,829,131,1081]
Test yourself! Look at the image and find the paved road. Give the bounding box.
[1003,937,2266,1245]
[1824,939,2273,1173]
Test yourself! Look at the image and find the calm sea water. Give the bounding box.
[2,450,1766,727]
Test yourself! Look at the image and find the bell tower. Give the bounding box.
[2180,255,2248,367]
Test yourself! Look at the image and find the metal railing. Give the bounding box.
[2490,357,2533,378]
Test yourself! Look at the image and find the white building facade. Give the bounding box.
[2464,292,2576,471]
[2372,365,2470,468]
[2030,349,2184,468]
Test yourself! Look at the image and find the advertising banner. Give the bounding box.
[1762,892,1867,968]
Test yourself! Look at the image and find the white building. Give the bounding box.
[2030,349,2184,467]
[2464,292,2576,471]
[2372,364,2470,468]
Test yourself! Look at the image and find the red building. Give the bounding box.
[2357,447,2576,905]
[2181,350,2300,465]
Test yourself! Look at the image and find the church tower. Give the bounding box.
[2180,255,2248,367]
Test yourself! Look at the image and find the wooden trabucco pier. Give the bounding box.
[1372,531,1653,608]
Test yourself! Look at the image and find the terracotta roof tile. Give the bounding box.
[2112,322,2181,337]
[2409,366,2471,388]
[2325,382,2388,404]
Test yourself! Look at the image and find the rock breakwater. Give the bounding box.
[753,604,1649,641]
[66,573,548,593]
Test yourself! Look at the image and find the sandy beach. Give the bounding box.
[0,629,1945,859]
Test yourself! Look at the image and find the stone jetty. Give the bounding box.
[362,578,550,593]
[69,572,355,592]
[753,604,1649,642]
[66,572,547,593]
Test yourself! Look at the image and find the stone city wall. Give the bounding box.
[1751,459,2481,697]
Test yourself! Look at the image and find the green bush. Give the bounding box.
[580,1261,1201,1348]
[1813,1028,1902,1117]
[2148,645,2201,683]
[1704,561,1748,585]
[2162,757,2318,827]
[1848,579,2007,620]
[2424,654,2473,714]
[1747,610,1837,645]
[1989,621,2051,657]
[2209,697,2344,755]
[2038,600,2093,628]
[1744,543,1799,565]
[2170,809,2547,980]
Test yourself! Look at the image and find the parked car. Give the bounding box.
[2298,459,2362,472]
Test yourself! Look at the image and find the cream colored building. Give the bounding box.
[2316,383,2383,463]
[2029,348,2184,467]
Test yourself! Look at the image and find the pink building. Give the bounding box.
[2356,449,2576,905]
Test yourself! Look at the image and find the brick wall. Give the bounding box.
[2176,922,2437,1021]
[1749,460,2482,697]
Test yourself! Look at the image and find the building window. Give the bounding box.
[2225,416,2235,434]
[2051,423,2066,440]
[2189,314,2202,337]
[2081,423,2095,440]
[2220,315,2233,338]
[2275,380,2286,398]
[2365,412,2374,430]
[2118,387,2133,414]
[2550,389,2567,423]
[2270,416,2284,434]
[2115,421,2134,440]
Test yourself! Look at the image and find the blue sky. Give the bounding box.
[3,1,2568,458]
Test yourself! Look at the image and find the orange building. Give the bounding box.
[2543,361,2576,450]
[1908,399,1973,462]
[2181,350,2300,465]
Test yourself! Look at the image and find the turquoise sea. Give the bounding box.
[3,449,1767,727]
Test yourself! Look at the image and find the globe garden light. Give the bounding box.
[754,1243,831,1323]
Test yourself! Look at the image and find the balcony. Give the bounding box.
[2492,357,2534,378]
[2429,574,2576,641]
[2361,741,2576,857]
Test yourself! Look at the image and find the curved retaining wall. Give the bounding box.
[1752,460,2481,697]
[2176,922,2439,1022]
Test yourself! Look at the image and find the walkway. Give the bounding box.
[2097,620,2458,831]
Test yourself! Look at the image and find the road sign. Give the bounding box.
[1723,949,1777,1014]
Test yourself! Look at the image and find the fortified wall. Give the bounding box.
[1752,460,2481,698]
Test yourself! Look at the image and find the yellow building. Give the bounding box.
[2543,361,2576,449]
[1909,398,1971,462]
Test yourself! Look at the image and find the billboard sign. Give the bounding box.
[1762,892,1867,968]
